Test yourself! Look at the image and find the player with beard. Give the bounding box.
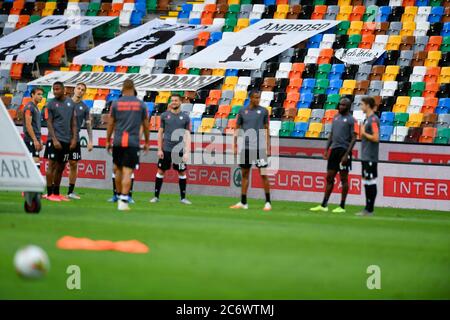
[310,97,357,213]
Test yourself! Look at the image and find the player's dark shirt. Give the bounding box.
[46,98,75,144]
[72,100,90,142]
[23,101,41,142]
[160,110,191,152]
[330,113,356,150]
[236,105,269,150]
[111,96,147,148]
[361,113,380,162]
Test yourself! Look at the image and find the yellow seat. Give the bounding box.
[212,69,225,77]
[273,4,289,19]
[295,108,312,123]
[221,76,238,90]
[59,67,70,72]
[382,65,400,81]
[338,0,351,5]
[305,122,322,138]
[336,5,352,21]
[406,113,424,127]
[198,118,215,133]
[347,21,363,35]
[392,96,411,113]
[439,67,450,84]
[227,0,240,4]
[401,6,418,23]
[42,2,56,16]
[37,98,46,110]
[155,91,171,104]
[92,65,104,72]
[234,18,249,32]
[399,21,415,37]
[83,88,97,100]
[385,35,401,50]
[339,80,356,95]
[230,90,248,106]
[424,51,442,67]
[265,106,272,116]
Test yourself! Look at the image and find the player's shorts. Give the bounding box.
[327,147,352,172]
[69,142,82,161]
[158,150,187,172]
[113,147,140,169]
[44,140,70,163]
[24,139,39,158]
[239,149,269,169]
[361,161,378,180]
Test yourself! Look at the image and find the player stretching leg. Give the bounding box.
[23,87,44,172]
[67,83,93,200]
[230,91,272,211]
[310,97,356,213]
[149,94,192,204]
[357,96,380,216]
[106,79,149,211]
[44,82,77,202]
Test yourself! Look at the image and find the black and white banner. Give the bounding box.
[28,71,223,91]
[335,48,385,65]
[182,19,340,70]
[0,16,114,63]
[73,19,220,66]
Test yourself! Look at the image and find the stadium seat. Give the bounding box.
[434,127,450,144]
[390,126,409,142]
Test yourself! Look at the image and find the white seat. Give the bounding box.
[372,35,389,50]
[64,3,81,17]
[352,110,366,124]
[275,62,292,79]
[119,10,132,27]
[260,91,274,107]
[415,6,431,23]
[408,97,424,111]
[92,100,106,114]
[191,103,206,117]
[409,66,427,82]
[389,0,403,6]
[390,126,408,142]
[269,120,282,136]
[212,18,225,28]
[139,59,155,74]
[414,21,430,37]
[235,76,251,91]
[380,81,398,97]
[320,34,336,48]
[166,44,182,60]
[303,48,320,64]
[189,10,202,20]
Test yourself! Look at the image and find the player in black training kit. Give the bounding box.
[310,97,357,213]
[149,94,192,204]
[357,96,380,216]
[23,87,44,169]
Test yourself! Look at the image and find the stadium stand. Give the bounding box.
[0,0,449,145]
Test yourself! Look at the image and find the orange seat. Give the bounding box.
[49,44,65,66]
[175,66,189,74]
[215,105,231,118]
[115,66,128,73]
[225,118,237,134]
[311,5,327,20]
[194,32,210,47]
[109,3,123,16]
[10,63,23,80]
[421,97,438,113]
[286,78,302,93]
[289,63,305,79]
[16,15,30,29]
[350,6,365,21]
[11,0,25,15]
[323,110,338,123]
[149,116,161,131]
[317,48,333,64]
[69,64,82,71]
[94,89,110,100]
[423,67,441,83]
[8,109,17,120]
[425,36,443,52]
[419,127,437,143]
[359,34,375,49]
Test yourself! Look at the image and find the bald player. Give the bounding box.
[106,79,149,211]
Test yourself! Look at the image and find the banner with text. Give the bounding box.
[335,48,385,65]
[28,72,222,91]
[73,19,219,66]
[182,19,340,70]
[0,16,114,63]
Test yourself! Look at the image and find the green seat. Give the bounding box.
[363,5,378,22]
[408,82,425,97]
[29,15,40,24]
[103,19,119,39]
[127,66,140,73]
[188,68,201,75]
[36,52,49,64]
[93,25,105,39]
[394,113,409,126]
[336,21,350,35]
[441,37,450,53]
[225,17,237,27]
[41,86,51,99]
[171,91,184,97]
[227,4,240,15]
[281,121,295,132]
[228,105,242,119]
[325,94,340,110]
[314,79,329,95]
[434,128,450,144]
[279,129,292,137]
[146,0,158,11]
[346,34,362,49]
[240,0,252,4]
[429,0,442,7]
[81,64,93,72]
[315,64,331,80]
[314,0,326,4]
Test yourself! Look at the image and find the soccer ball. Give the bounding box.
[14,245,50,279]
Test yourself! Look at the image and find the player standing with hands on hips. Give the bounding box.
[150,94,192,205]
[106,79,150,211]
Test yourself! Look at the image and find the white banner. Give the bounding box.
[182,19,341,70]
[0,16,114,63]
[28,71,222,91]
[73,19,219,66]
[335,48,385,65]
[0,100,45,192]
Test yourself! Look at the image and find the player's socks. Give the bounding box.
[321,198,328,207]
[339,200,345,209]
[53,185,60,196]
[179,175,187,200]
[365,184,377,213]
[119,194,129,203]
[129,177,134,199]
[265,192,271,203]
[155,173,164,198]
[68,184,75,195]
[112,173,117,197]
[47,185,53,196]
[241,194,247,205]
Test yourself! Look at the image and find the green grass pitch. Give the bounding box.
[0,188,449,299]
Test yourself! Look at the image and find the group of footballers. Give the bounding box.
[22,78,379,216]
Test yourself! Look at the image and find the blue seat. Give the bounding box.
[291,122,309,137]
[415,0,429,6]
[104,66,116,72]
[328,64,345,80]
[374,52,386,65]
[130,10,144,26]
[264,0,276,6]
[106,90,121,102]
[243,98,250,108]
[300,78,315,94]
[307,34,323,49]
[376,6,391,23]
[83,100,94,109]
[380,126,394,141]
[250,19,261,25]
[442,22,450,37]
[297,93,313,109]
[207,32,222,46]
[380,112,395,126]
[191,118,202,132]
[146,102,154,115]
[428,7,444,24]
[225,69,239,77]
[178,3,193,19]
[326,79,343,95]
[436,98,450,114]
[189,18,201,25]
